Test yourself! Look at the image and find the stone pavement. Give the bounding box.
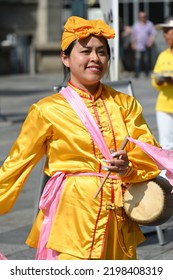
[0,73,173,260]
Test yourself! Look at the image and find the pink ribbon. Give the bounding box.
[0,252,7,260]
[36,87,173,259]
[60,86,112,160]
[127,136,173,189]
[36,172,118,260]
[36,86,117,259]
[35,172,66,260]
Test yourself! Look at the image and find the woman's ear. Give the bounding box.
[61,51,70,68]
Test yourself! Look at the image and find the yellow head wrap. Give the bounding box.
[61,16,115,51]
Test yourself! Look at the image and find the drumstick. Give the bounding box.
[94,135,129,199]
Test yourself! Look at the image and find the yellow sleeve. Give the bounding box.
[0,104,51,214]
[151,53,169,91]
[120,96,160,183]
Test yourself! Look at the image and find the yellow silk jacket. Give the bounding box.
[151,48,173,113]
[0,82,160,258]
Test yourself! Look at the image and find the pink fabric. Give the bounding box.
[36,171,118,259]
[36,86,117,260]
[0,252,7,260]
[36,172,66,260]
[128,136,173,189]
[36,86,173,260]
[60,86,112,160]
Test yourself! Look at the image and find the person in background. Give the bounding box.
[119,17,132,74]
[131,11,156,78]
[151,17,173,153]
[0,16,160,260]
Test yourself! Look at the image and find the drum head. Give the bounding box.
[123,181,164,225]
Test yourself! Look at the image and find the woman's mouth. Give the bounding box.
[87,66,102,72]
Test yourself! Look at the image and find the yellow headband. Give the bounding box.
[61,16,115,51]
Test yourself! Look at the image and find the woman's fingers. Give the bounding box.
[102,150,129,175]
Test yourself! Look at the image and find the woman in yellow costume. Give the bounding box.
[0,16,160,260]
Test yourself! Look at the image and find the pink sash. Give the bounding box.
[60,86,112,160]
[0,252,7,260]
[35,172,66,260]
[36,86,117,260]
[36,85,173,259]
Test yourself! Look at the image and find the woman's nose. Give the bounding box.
[90,51,99,61]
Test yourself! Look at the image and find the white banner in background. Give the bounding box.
[99,0,119,81]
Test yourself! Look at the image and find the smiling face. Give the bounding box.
[61,35,110,94]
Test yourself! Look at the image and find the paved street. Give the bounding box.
[0,73,173,260]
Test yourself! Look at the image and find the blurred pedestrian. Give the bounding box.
[119,17,132,73]
[151,17,173,151]
[131,11,156,78]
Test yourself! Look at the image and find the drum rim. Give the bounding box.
[123,180,165,225]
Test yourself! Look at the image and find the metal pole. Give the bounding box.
[156,226,166,245]
[71,0,87,18]
[133,0,139,23]
[164,0,170,19]
[113,0,119,80]
[123,0,129,26]
[99,0,119,81]
[143,0,149,17]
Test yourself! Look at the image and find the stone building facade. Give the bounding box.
[0,0,63,74]
[0,0,173,74]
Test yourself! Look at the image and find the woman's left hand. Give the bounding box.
[102,150,129,176]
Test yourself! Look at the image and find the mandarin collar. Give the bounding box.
[67,81,103,101]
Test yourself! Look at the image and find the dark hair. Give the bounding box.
[64,38,111,59]
[61,41,76,84]
[64,41,76,56]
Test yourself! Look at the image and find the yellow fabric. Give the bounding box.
[57,211,139,260]
[58,253,82,260]
[151,48,173,113]
[61,16,115,51]
[101,211,138,260]
[0,83,160,259]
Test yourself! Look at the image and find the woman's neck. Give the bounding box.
[69,81,100,96]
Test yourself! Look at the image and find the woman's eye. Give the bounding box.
[98,50,106,55]
[98,50,107,55]
[82,50,90,54]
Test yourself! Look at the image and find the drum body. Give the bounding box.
[123,176,173,226]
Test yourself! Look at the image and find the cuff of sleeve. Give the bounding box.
[121,161,134,178]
